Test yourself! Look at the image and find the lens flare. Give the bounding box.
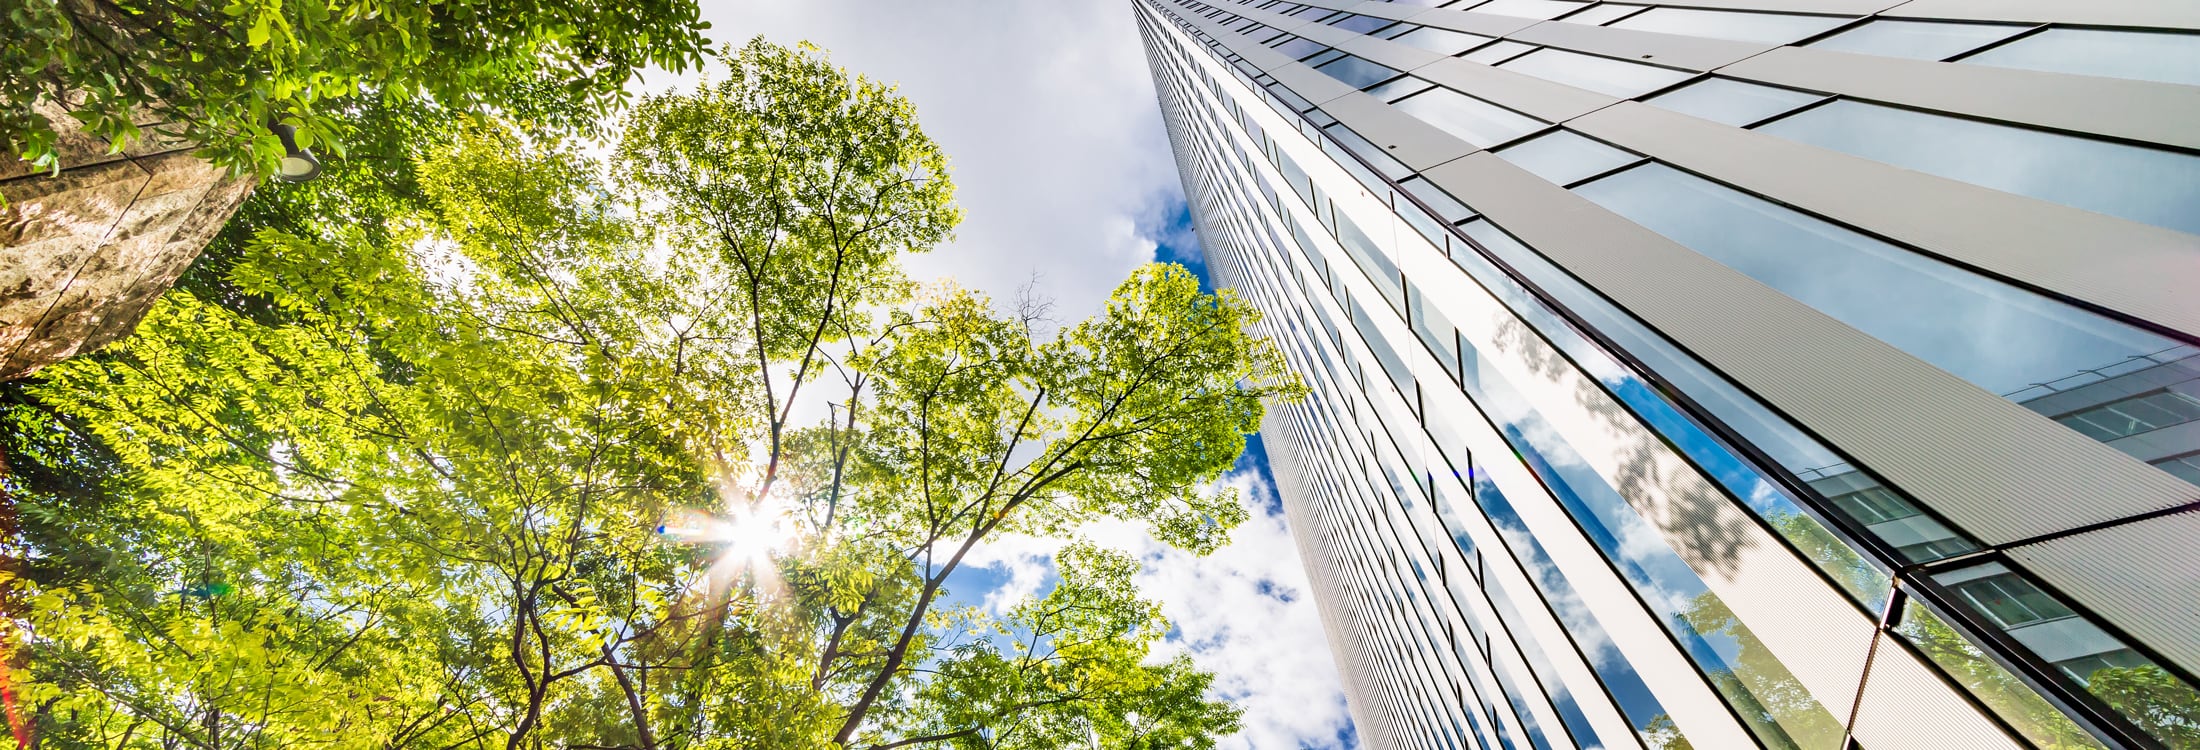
[656,495,797,603]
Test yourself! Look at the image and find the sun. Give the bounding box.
[657,496,798,599]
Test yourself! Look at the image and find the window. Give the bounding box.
[1572,163,2183,399]
[1315,54,1403,88]
[1409,284,1462,382]
[1399,175,1475,223]
[1946,568,2077,629]
[2055,649,2151,687]
[1893,601,2105,750]
[1499,48,1691,97]
[1460,39,1537,64]
[1961,28,2200,88]
[1364,75,1435,103]
[1338,213,1405,311]
[1393,87,1546,147]
[1895,537,1976,563]
[1808,19,2026,61]
[1328,13,1396,34]
[1463,0,1587,20]
[1494,129,1641,186]
[1326,123,1412,179]
[1608,7,1849,45]
[1391,26,1492,55]
[1272,35,1329,60]
[1559,3,1643,26]
[1929,564,2200,747]
[1755,100,2200,236]
[1646,76,1823,127]
[1826,486,1918,525]
[2151,452,2200,485]
[2053,390,2200,442]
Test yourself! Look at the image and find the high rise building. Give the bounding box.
[1131,2,2200,748]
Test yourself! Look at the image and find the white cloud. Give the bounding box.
[961,467,1358,750]
[678,0,1186,319]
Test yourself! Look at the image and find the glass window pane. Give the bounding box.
[1330,13,1396,34]
[1495,129,1640,186]
[1392,26,1493,55]
[1394,88,1547,147]
[1273,36,1329,60]
[1560,3,1645,26]
[1400,175,1477,223]
[1646,77,1823,126]
[1962,28,2200,88]
[2152,453,2200,485]
[1610,7,1851,45]
[1409,284,1462,381]
[1317,54,1404,88]
[2052,391,2200,440]
[1756,100,2200,236]
[1930,564,2200,747]
[1809,19,2027,61]
[1461,39,1539,65]
[1326,123,1414,179]
[1463,0,1588,20]
[1499,48,1693,98]
[1573,163,2183,397]
[1364,75,1435,102]
[1893,602,2109,750]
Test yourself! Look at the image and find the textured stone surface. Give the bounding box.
[2,108,254,380]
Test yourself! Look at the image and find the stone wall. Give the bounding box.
[1,100,255,381]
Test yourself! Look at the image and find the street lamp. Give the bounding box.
[267,119,322,183]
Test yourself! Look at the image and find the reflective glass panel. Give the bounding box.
[1610,7,1850,45]
[1447,295,1850,749]
[1366,75,1436,102]
[1464,0,1588,20]
[1573,163,2183,397]
[1274,36,1329,59]
[1930,564,2200,748]
[1756,99,2200,236]
[1392,26,1494,55]
[1962,28,2200,87]
[1304,48,1349,68]
[1647,77,1824,126]
[1317,54,1405,88]
[1499,48,1692,97]
[1893,602,2108,750]
[1456,220,1899,601]
[1330,13,1397,34]
[1495,130,1640,186]
[1462,39,1539,64]
[1400,175,1476,223]
[2153,453,2200,485]
[2051,390,2200,442]
[1560,2,1644,26]
[1394,88,1547,147]
[1808,19,2027,61]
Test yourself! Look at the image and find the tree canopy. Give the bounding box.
[0,38,1298,749]
[3,0,711,177]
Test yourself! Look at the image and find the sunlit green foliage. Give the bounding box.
[1,39,1295,749]
[2,0,709,177]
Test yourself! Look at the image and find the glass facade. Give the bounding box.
[1136,1,2200,748]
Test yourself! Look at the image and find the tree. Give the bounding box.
[0,39,1297,749]
[2,0,711,178]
